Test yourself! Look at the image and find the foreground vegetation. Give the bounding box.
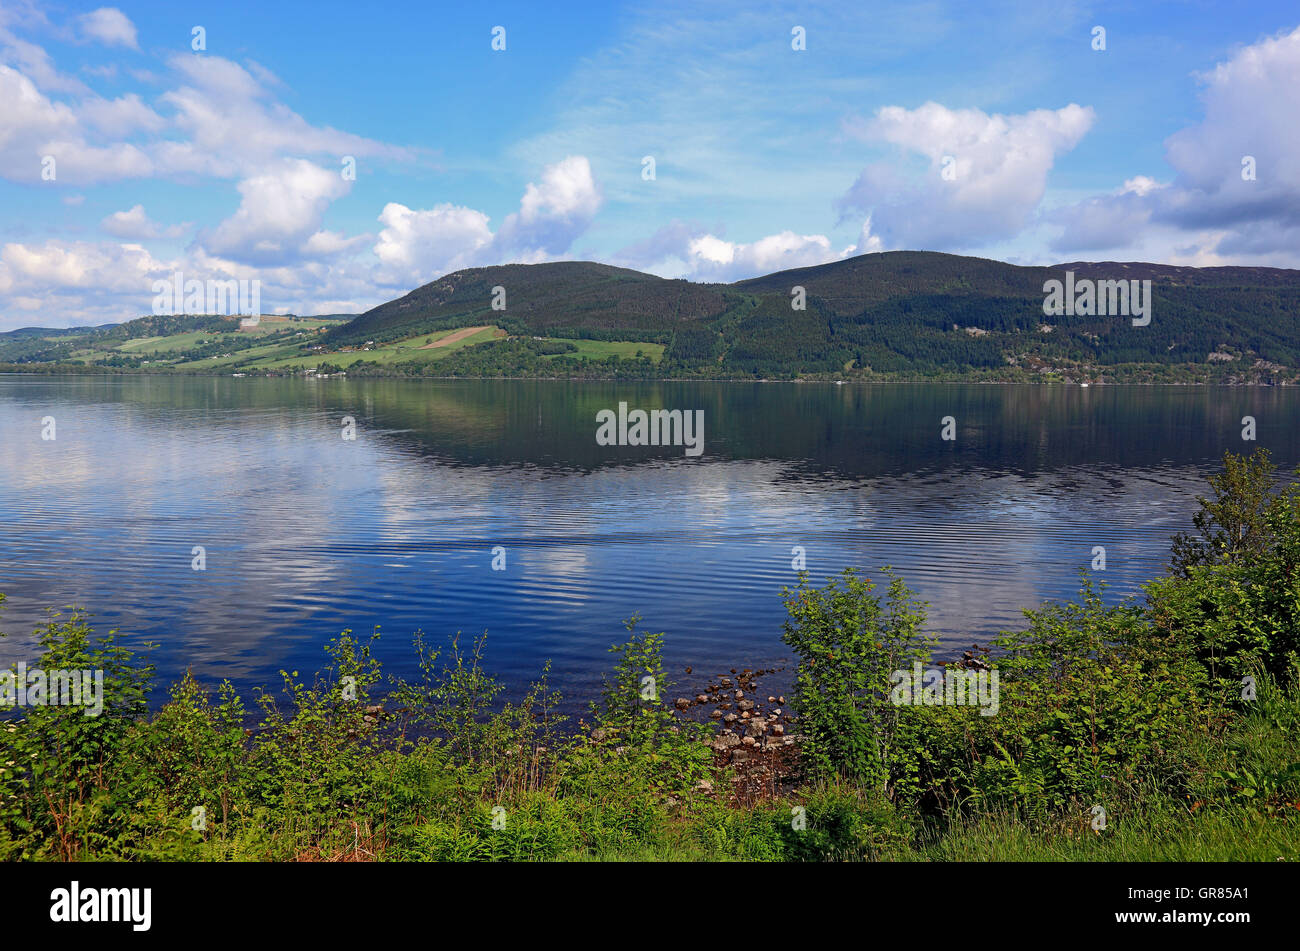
[2,449,1299,861]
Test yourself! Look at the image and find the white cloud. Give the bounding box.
[495,155,603,256]
[157,54,412,177]
[1122,176,1164,197]
[0,62,76,147]
[373,156,603,285]
[0,64,154,184]
[203,159,353,265]
[77,8,139,50]
[0,47,413,185]
[0,238,166,297]
[0,31,88,94]
[1051,26,1300,261]
[101,204,185,239]
[373,202,494,286]
[77,93,164,136]
[840,101,1094,250]
[615,217,881,281]
[683,230,844,281]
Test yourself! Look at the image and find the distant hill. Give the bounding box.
[6,252,1300,382]
[329,261,728,346]
[321,251,1300,382]
[0,312,354,369]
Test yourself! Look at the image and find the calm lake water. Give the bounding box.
[2,375,1298,709]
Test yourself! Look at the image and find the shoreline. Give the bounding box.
[1,368,1294,387]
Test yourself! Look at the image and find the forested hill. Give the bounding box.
[6,252,1299,381]
[324,251,1300,381]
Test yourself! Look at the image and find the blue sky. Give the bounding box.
[1,0,1298,328]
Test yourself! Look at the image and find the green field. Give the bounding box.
[238,325,505,370]
[541,338,665,362]
[116,330,221,354]
[0,312,666,375]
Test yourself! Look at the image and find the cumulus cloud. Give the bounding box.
[1051,26,1300,258]
[373,203,493,285]
[0,64,154,184]
[203,159,356,265]
[373,156,602,285]
[0,24,424,325]
[0,234,394,328]
[682,231,844,281]
[101,204,185,239]
[77,8,138,50]
[0,63,76,145]
[0,239,168,307]
[839,101,1094,250]
[494,155,603,256]
[614,218,879,281]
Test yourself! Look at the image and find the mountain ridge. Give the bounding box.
[312,250,1300,382]
[5,251,1300,382]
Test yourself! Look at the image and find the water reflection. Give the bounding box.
[1,376,1295,708]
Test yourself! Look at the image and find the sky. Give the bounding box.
[1,0,1298,329]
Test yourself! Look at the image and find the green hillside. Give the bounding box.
[322,251,1300,382]
[5,251,1300,382]
[327,260,729,347]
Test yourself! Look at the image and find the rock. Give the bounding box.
[365,704,384,715]
[771,723,785,736]
[742,736,757,746]
[746,718,767,738]
[741,711,752,720]
[674,697,690,710]
[767,696,776,703]
[713,732,741,751]
[720,677,733,687]
[732,748,752,763]
[734,690,745,701]
[710,709,723,719]
[773,708,782,717]
[591,728,608,742]
[724,713,738,724]
[737,699,755,712]
[777,696,786,705]
[696,694,708,704]
[694,779,714,794]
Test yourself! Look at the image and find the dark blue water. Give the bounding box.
[2,376,1296,709]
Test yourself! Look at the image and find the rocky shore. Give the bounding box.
[670,664,803,804]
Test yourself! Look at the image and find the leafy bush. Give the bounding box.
[780,570,931,789]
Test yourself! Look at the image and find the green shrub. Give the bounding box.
[780,569,932,789]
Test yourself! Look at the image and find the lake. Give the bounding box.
[2,375,1296,710]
